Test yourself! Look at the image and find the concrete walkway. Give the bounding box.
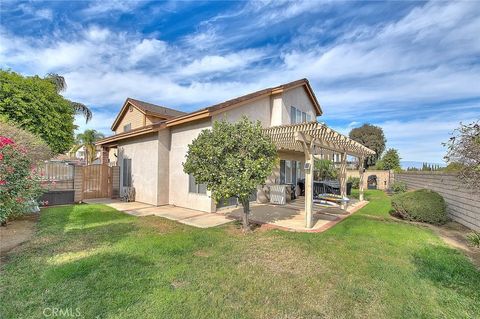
[84,199,233,228]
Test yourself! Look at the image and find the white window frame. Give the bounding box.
[188,174,207,195]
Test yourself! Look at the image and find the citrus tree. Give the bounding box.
[183,117,277,231]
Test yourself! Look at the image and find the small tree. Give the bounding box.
[0,121,52,162]
[349,124,386,167]
[314,159,338,180]
[0,70,92,154]
[183,117,277,231]
[444,121,480,190]
[382,148,401,170]
[70,129,105,164]
[0,136,44,225]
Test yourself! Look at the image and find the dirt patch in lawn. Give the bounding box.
[432,221,480,268]
[0,213,38,260]
[393,219,480,269]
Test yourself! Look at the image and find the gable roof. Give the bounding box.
[165,78,322,127]
[111,98,186,131]
[99,78,322,145]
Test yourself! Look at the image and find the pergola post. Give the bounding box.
[359,156,365,201]
[340,152,347,197]
[339,152,347,209]
[304,146,315,229]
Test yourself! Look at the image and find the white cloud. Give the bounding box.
[81,0,140,15]
[16,4,53,21]
[1,1,479,163]
[179,49,266,76]
[128,39,168,65]
[35,9,53,21]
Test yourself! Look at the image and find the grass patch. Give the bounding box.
[1,192,479,318]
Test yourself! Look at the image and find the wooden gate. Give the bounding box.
[82,164,112,199]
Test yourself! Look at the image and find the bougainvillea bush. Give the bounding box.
[0,136,44,225]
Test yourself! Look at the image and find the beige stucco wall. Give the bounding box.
[169,119,215,213]
[270,93,283,126]
[117,133,159,205]
[212,86,317,128]
[346,169,393,190]
[157,129,170,205]
[258,151,305,203]
[212,96,271,127]
[115,107,145,134]
[282,86,317,124]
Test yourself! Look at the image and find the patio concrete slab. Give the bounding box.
[84,199,233,228]
[224,198,368,232]
[181,213,234,228]
[150,207,206,221]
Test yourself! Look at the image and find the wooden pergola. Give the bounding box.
[264,122,376,228]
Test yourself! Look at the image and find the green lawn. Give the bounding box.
[1,190,479,318]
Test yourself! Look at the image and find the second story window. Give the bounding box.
[290,106,312,124]
[123,123,131,132]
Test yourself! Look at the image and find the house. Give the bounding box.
[97,78,374,228]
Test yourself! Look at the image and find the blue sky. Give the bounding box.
[1,0,479,163]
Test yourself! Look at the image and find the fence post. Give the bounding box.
[74,165,84,202]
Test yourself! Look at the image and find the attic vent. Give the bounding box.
[129,105,133,112]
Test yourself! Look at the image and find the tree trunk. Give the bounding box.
[241,198,250,231]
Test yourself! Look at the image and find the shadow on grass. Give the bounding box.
[413,244,480,299]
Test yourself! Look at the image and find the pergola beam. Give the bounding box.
[264,122,375,229]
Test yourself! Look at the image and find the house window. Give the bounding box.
[290,106,310,124]
[122,158,132,187]
[280,160,303,184]
[189,174,207,194]
[124,123,131,132]
[285,160,292,184]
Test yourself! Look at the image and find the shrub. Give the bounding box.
[391,189,447,225]
[467,232,480,248]
[314,159,338,180]
[391,181,407,194]
[0,136,44,225]
[348,176,360,189]
[0,121,52,162]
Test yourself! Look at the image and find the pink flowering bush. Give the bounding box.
[0,136,44,225]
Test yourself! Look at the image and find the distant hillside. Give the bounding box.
[401,161,446,169]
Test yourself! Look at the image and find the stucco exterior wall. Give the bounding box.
[169,119,215,212]
[270,93,283,126]
[346,169,393,190]
[117,133,159,205]
[212,96,271,127]
[157,128,170,205]
[258,151,306,203]
[282,86,317,124]
[115,107,145,134]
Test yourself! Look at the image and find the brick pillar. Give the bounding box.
[101,147,109,165]
[73,165,84,202]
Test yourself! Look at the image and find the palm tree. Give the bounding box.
[45,73,92,122]
[70,129,105,165]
